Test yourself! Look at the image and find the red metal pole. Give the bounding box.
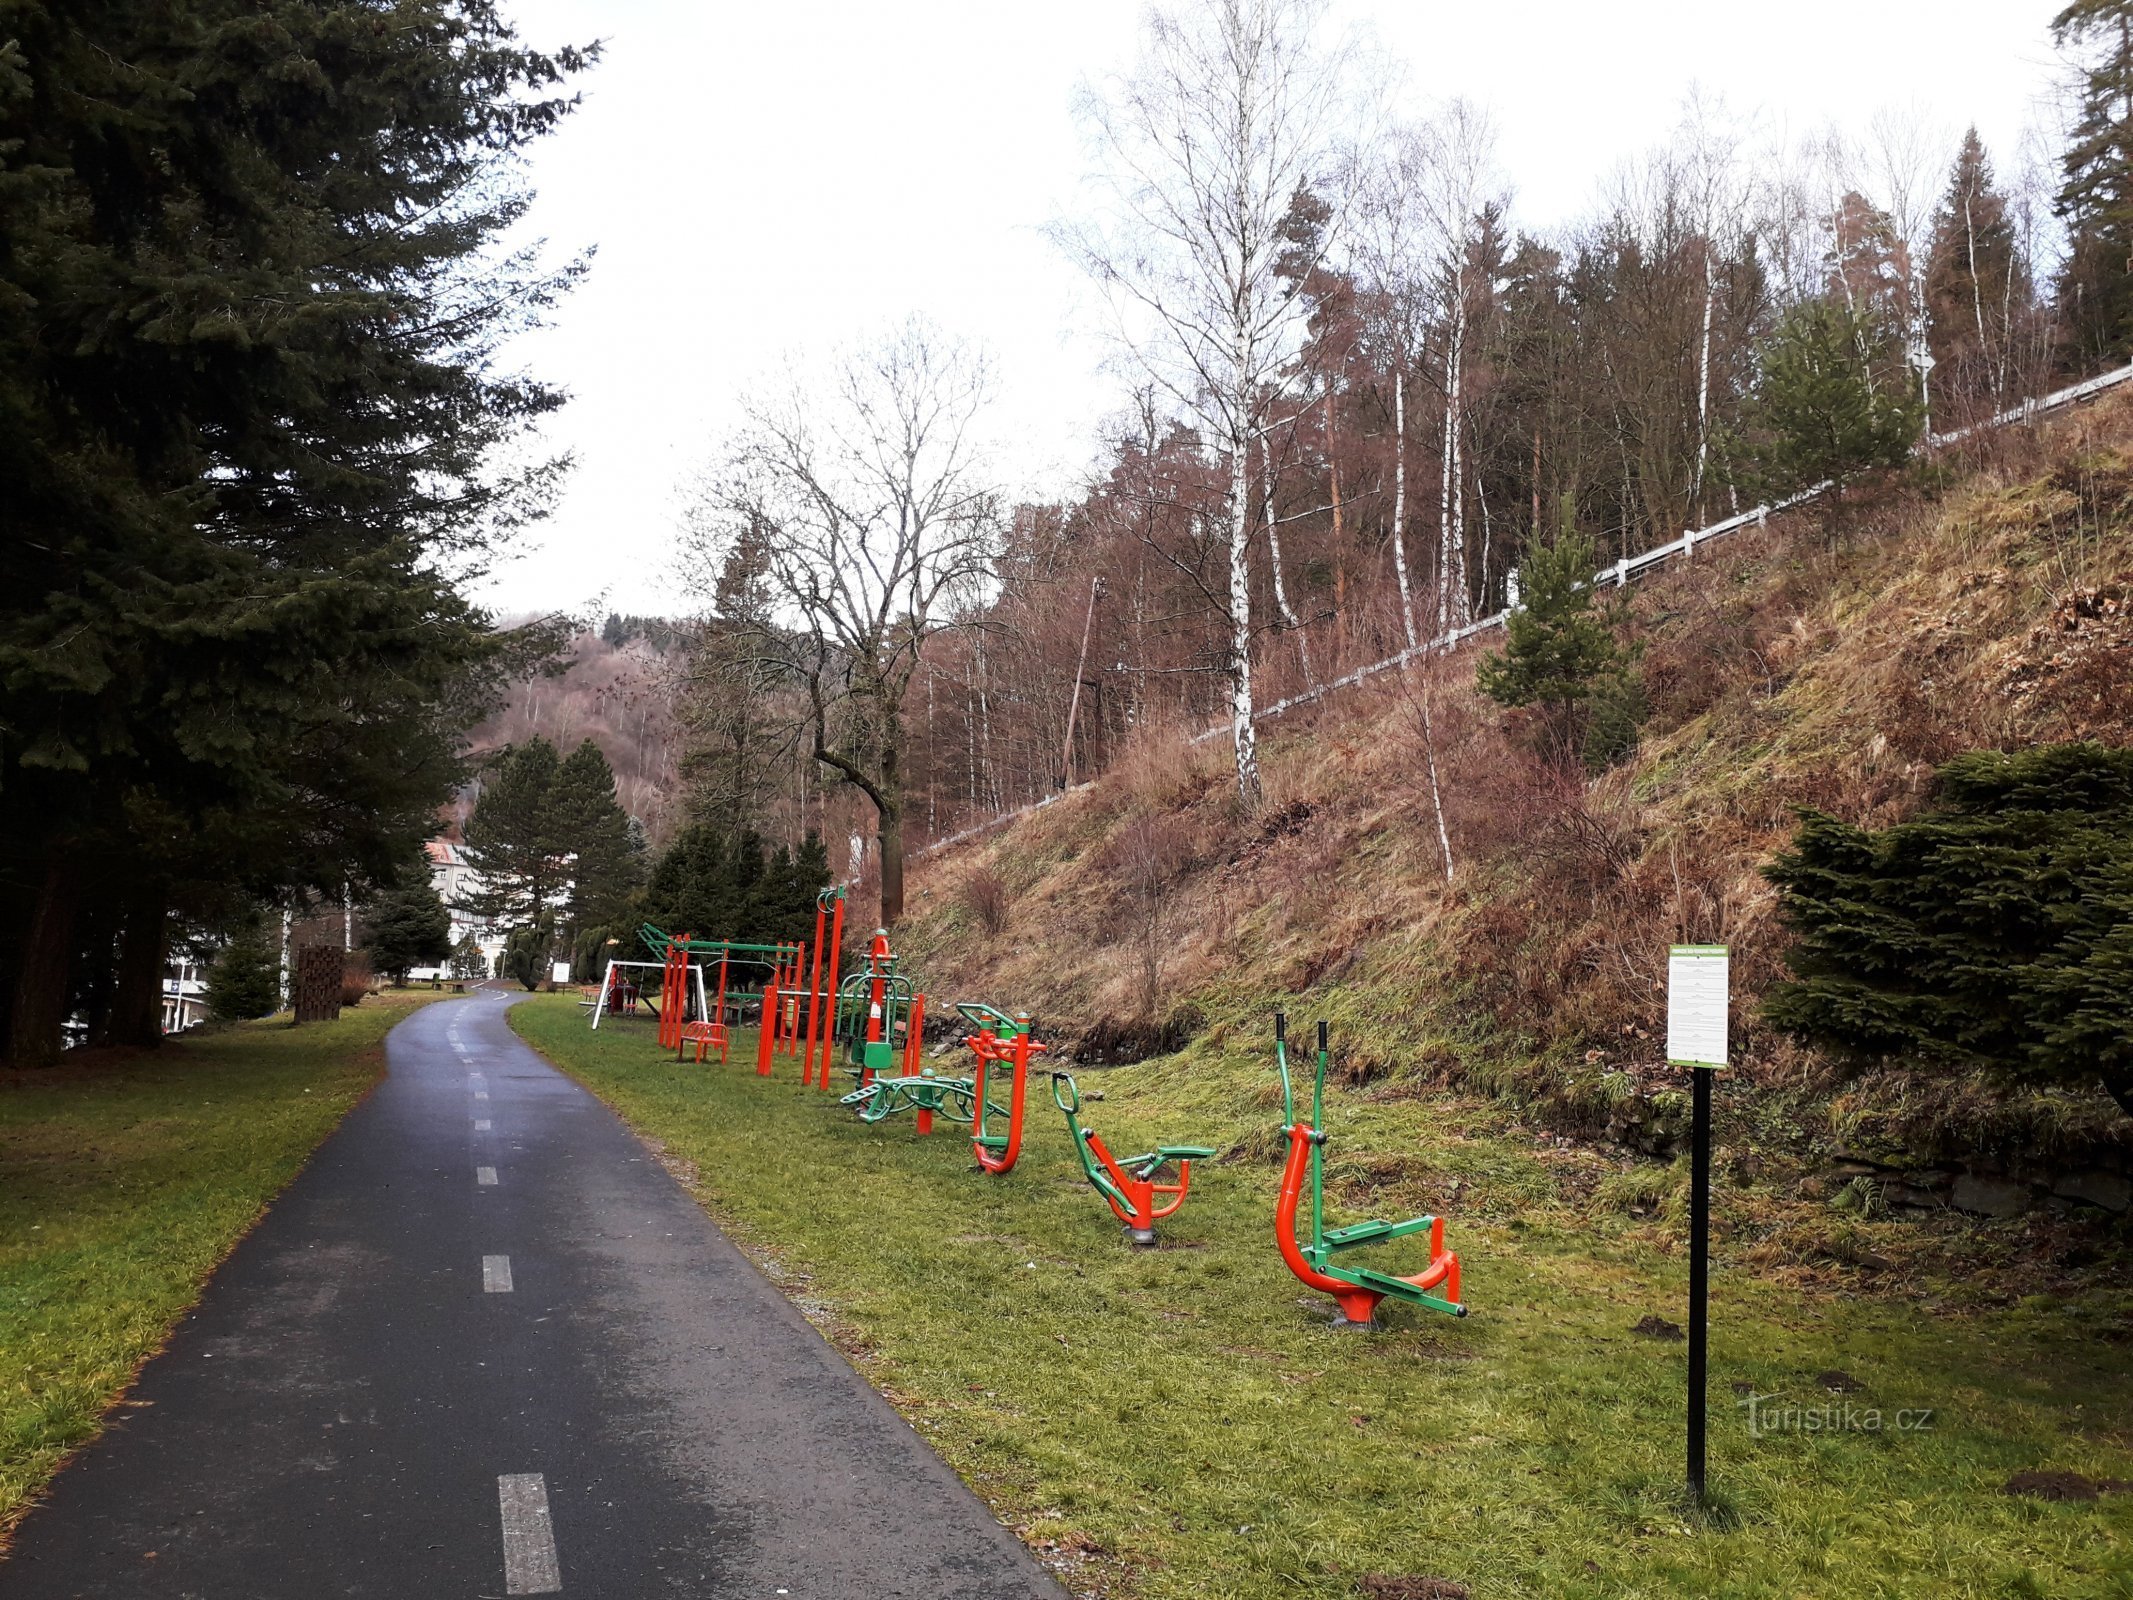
[756,968,778,1077]
[816,896,846,1090]
[908,992,930,1134]
[803,905,828,1087]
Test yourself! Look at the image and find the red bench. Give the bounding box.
[677,1020,727,1064]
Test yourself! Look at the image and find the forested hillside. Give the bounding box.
[900,396,2133,1202]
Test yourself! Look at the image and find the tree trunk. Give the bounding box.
[1391,372,1418,649]
[8,853,79,1067]
[877,718,907,924]
[1227,437,1262,809]
[1260,440,1314,684]
[1693,246,1715,520]
[1450,302,1467,631]
[1415,665,1456,883]
[109,882,169,1049]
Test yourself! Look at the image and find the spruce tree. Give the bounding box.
[458,740,566,939]
[1476,499,1638,764]
[2055,1,2133,366]
[551,740,639,929]
[1925,129,2028,417]
[207,922,282,1023]
[1739,299,1920,525]
[1765,743,2133,1117]
[0,3,591,1063]
[365,880,454,985]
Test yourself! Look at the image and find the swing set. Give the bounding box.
[593,925,806,1069]
[1272,1014,1464,1324]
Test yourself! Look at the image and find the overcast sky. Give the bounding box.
[481,0,2068,618]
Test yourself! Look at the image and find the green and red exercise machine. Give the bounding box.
[959,1003,1045,1173]
[1049,1071,1214,1245]
[833,929,964,1131]
[1272,1014,1465,1324]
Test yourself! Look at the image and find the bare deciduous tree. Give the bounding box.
[1057,0,1366,810]
[708,319,1001,923]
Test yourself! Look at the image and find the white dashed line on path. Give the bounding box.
[475,1090,490,1101]
[475,1119,492,1131]
[483,1255,514,1293]
[477,1167,498,1186]
[497,1473,561,1594]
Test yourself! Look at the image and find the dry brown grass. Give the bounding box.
[903,395,2133,1155]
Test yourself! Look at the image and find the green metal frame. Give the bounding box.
[1051,1071,1215,1241]
[831,965,916,1084]
[839,1070,977,1124]
[957,1001,1024,1157]
[1275,1017,1464,1317]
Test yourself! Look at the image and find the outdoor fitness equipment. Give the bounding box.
[834,931,963,1131]
[1271,1014,1465,1325]
[958,1003,1045,1174]
[802,889,848,1090]
[1050,1071,1214,1245]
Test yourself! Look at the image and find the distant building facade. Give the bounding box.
[416,838,506,979]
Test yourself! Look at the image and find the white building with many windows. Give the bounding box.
[415,838,506,979]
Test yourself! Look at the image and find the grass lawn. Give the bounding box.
[0,987,453,1541]
[515,995,2133,1600]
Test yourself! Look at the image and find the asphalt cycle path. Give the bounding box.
[1,986,1067,1600]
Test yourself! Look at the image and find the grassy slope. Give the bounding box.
[896,399,2133,1293]
[0,988,450,1539]
[516,998,2133,1600]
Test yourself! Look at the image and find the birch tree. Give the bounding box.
[1417,102,1500,633]
[1352,120,1435,650]
[1058,0,1364,809]
[711,319,1000,924]
[1676,93,1747,522]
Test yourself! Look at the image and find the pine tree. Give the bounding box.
[2055,1,2133,366]
[207,922,282,1023]
[365,880,454,985]
[1926,130,2028,417]
[1739,299,1920,526]
[1476,499,1637,764]
[1765,743,2133,1117]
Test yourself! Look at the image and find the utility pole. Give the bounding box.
[1059,575,1103,790]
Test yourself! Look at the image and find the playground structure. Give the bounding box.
[599,905,1470,1316]
[834,930,971,1133]
[1050,1070,1213,1245]
[961,1003,1043,1174]
[1271,1014,1464,1324]
[596,926,809,1070]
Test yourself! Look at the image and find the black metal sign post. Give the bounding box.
[1687,1061,1712,1502]
[1667,943,1728,1508]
